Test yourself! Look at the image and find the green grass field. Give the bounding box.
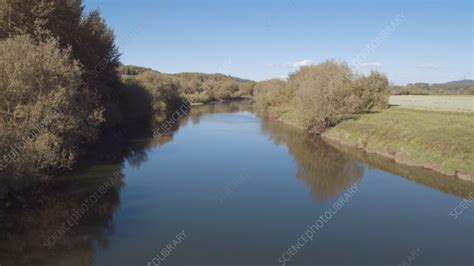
[323,108,474,181]
[389,95,474,112]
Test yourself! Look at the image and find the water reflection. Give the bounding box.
[326,138,474,199]
[259,117,364,201]
[1,101,471,265]
[185,101,253,125]
[0,164,124,266]
[174,101,364,202]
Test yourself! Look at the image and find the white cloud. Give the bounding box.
[359,62,383,68]
[267,59,313,68]
[292,59,313,68]
[415,63,444,69]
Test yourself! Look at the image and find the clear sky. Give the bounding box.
[84,0,473,85]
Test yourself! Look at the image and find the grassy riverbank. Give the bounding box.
[322,108,474,181]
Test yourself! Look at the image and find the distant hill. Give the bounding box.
[119,65,156,75]
[439,79,474,87]
[119,65,252,83]
[391,79,474,95]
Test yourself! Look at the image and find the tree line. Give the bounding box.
[119,65,256,105]
[391,81,474,95]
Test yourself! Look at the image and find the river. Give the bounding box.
[1,102,472,265]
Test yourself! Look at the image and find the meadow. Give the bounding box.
[324,108,474,181]
[389,95,474,112]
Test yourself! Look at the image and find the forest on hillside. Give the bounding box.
[119,65,255,104]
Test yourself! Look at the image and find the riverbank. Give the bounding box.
[322,108,474,182]
[265,104,474,182]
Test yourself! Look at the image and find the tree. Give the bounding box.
[214,79,239,99]
[0,0,120,126]
[135,71,184,115]
[254,79,289,114]
[291,61,355,133]
[0,36,103,177]
[353,71,390,112]
[254,60,390,134]
[239,81,256,97]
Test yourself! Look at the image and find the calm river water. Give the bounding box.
[1,102,473,266]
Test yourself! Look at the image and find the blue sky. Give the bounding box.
[84,0,473,85]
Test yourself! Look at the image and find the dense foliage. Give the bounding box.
[0,36,103,177]
[254,61,390,133]
[253,79,289,114]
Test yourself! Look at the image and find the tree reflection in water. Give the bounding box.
[0,128,163,265]
[168,101,364,202]
[181,101,364,202]
[259,116,364,202]
[0,164,124,265]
